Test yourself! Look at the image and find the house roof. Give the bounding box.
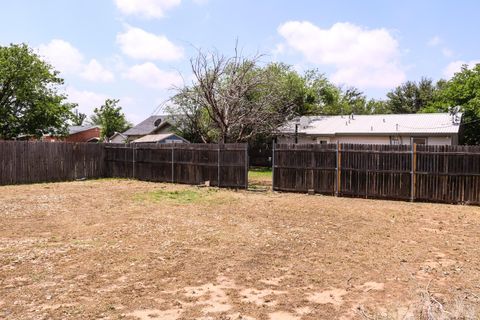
[131,133,189,144]
[123,115,175,136]
[279,113,462,136]
[68,125,100,135]
[109,131,127,140]
[110,131,127,138]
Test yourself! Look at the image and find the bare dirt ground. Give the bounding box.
[1,179,480,319]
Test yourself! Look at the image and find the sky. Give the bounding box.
[1,0,479,125]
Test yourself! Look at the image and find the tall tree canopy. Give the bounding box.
[169,50,388,143]
[385,78,437,114]
[90,99,131,140]
[422,64,480,145]
[0,43,72,139]
[169,47,480,145]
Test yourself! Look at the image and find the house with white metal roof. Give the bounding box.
[277,113,462,145]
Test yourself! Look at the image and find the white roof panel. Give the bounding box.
[279,113,462,136]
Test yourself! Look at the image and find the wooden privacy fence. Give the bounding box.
[273,143,480,205]
[105,143,248,189]
[0,141,105,185]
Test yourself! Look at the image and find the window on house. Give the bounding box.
[318,140,328,144]
[412,137,427,145]
[390,136,401,145]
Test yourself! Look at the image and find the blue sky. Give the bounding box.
[1,0,479,124]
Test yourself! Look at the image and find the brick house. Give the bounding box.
[43,125,101,143]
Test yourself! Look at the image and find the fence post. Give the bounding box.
[365,148,369,199]
[335,142,341,196]
[310,145,315,192]
[272,141,275,190]
[410,142,417,202]
[73,143,77,180]
[245,144,249,190]
[124,144,127,179]
[132,144,136,179]
[171,144,175,183]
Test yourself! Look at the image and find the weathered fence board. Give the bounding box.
[415,145,480,204]
[273,144,337,194]
[0,141,106,185]
[273,143,480,205]
[0,142,247,189]
[104,143,248,189]
[339,144,412,200]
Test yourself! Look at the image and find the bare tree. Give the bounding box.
[170,46,296,143]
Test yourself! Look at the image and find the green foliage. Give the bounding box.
[426,64,480,145]
[248,167,272,180]
[145,189,201,204]
[90,99,131,140]
[0,43,73,139]
[136,187,233,204]
[386,78,437,114]
[169,48,480,145]
[170,60,387,144]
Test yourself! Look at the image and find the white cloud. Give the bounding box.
[123,62,183,89]
[65,87,109,115]
[38,39,115,83]
[443,60,480,79]
[81,59,115,83]
[277,21,406,88]
[65,87,140,123]
[114,0,181,19]
[427,36,442,47]
[117,26,184,61]
[38,39,84,73]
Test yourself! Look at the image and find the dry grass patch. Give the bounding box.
[0,179,479,319]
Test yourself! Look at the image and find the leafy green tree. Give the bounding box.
[386,78,437,114]
[90,99,131,140]
[299,69,345,115]
[170,56,393,143]
[424,64,480,145]
[366,99,391,114]
[301,70,380,116]
[0,43,72,139]
[263,63,308,115]
[70,107,87,126]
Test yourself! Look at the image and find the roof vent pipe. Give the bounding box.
[396,123,399,131]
